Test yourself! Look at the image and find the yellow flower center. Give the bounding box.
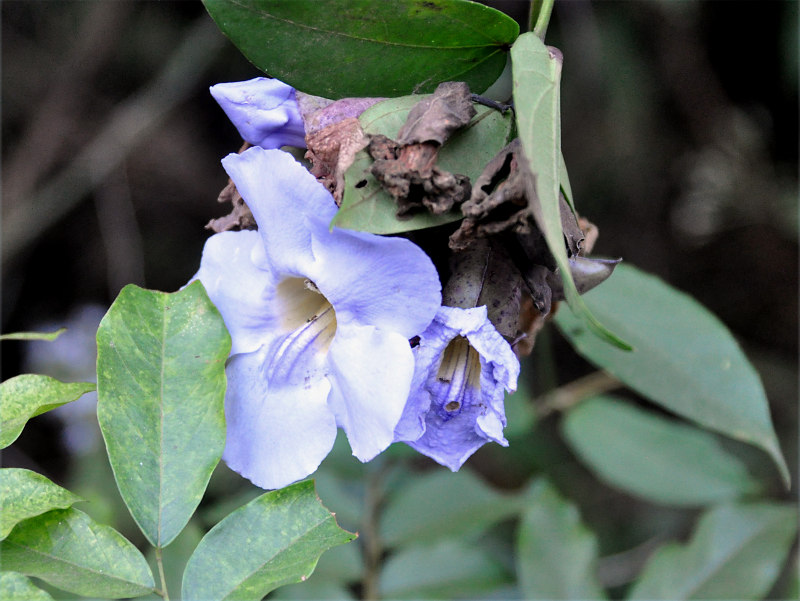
[274,277,337,354]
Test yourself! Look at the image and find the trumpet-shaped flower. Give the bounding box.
[394,305,519,470]
[193,146,441,489]
[210,77,306,149]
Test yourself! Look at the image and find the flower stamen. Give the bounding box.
[436,336,481,413]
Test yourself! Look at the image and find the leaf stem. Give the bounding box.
[155,546,170,601]
[528,0,555,40]
[361,462,385,601]
[536,370,621,417]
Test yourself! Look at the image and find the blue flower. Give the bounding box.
[209,77,306,149]
[394,305,519,470]
[193,146,441,489]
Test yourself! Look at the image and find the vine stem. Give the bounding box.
[155,546,170,601]
[536,370,622,417]
[528,0,555,40]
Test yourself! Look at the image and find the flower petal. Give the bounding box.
[221,147,336,274]
[210,78,305,149]
[307,227,441,339]
[398,306,519,470]
[327,325,415,461]
[222,348,337,490]
[192,230,278,355]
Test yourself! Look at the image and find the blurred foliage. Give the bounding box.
[2,1,797,600]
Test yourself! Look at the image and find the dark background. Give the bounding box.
[2,1,797,596]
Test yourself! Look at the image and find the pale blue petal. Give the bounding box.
[192,230,278,355]
[327,325,415,461]
[210,78,305,149]
[221,147,335,274]
[307,227,442,339]
[398,306,519,470]
[223,347,337,490]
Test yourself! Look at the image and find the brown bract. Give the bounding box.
[306,118,370,204]
[369,82,476,218]
[206,142,256,233]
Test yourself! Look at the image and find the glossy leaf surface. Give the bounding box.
[0,374,94,449]
[0,468,83,539]
[0,508,155,599]
[562,396,762,506]
[511,32,628,349]
[334,95,514,234]
[202,0,519,98]
[555,264,790,486]
[182,481,355,601]
[629,503,797,599]
[96,282,230,547]
[516,480,606,600]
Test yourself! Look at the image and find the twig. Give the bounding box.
[3,15,225,264]
[536,370,622,417]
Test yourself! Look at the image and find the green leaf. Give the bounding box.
[0,374,95,449]
[0,468,83,539]
[334,95,514,234]
[554,264,790,487]
[516,480,606,600]
[202,0,519,99]
[0,329,65,342]
[511,32,629,350]
[0,508,155,599]
[629,503,798,600]
[380,539,509,599]
[0,572,54,601]
[380,468,521,547]
[562,396,763,506]
[96,282,230,547]
[181,480,355,601]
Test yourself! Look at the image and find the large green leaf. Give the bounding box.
[379,539,509,599]
[554,264,790,487]
[202,0,519,99]
[0,508,155,599]
[516,480,606,600]
[181,480,355,601]
[629,503,798,600]
[0,572,54,601]
[380,468,521,547]
[0,374,94,449]
[562,396,762,506]
[511,33,628,350]
[96,282,230,548]
[0,468,83,539]
[333,95,514,234]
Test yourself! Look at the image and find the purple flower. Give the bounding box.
[193,147,441,489]
[394,305,519,470]
[209,77,306,149]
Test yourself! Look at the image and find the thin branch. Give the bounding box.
[535,370,622,417]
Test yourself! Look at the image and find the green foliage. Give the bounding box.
[379,539,510,599]
[201,0,518,98]
[380,468,521,546]
[0,329,65,342]
[562,396,763,506]
[555,264,790,486]
[333,95,514,234]
[629,503,798,599]
[510,33,629,350]
[181,481,355,601]
[0,508,155,599]
[0,572,54,601]
[515,480,606,600]
[0,374,94,448]
[0,468,83,539]
[96,282,230,548]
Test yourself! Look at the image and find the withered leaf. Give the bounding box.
[397,82,476,146]
[206,142,256,233]
[299,93,385,137]
[306,118,370,203]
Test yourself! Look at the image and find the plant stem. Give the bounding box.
[536,370,621,417]
[528,0,555,40]
[361,462,384,601]
[155,546,170,601]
